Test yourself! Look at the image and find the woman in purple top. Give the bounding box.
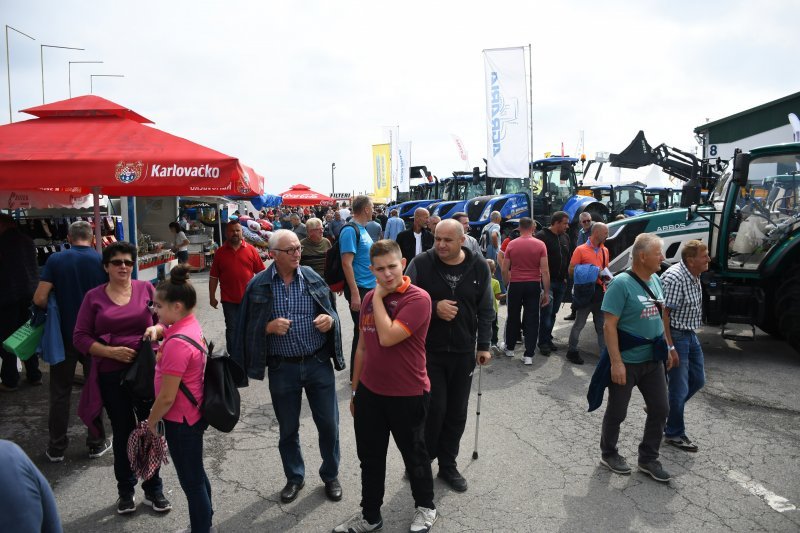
[73,242,172,516]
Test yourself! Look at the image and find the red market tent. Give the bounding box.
[278,183,334,206]
[0,95,263,197]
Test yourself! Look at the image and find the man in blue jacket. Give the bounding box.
[233,229,345,504]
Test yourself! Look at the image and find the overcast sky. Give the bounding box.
[2,0,798,197]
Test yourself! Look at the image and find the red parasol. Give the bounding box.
[278,183,334,206]
[0,95,263,197]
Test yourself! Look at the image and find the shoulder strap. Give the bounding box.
[165,334,207,408]
[623,271,662,316]
[342,222,361,247]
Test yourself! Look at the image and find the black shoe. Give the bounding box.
[324,478,343,501]
[564,312,576,321]
[143,492,172,512]
[437,466,468,492]
[566,350,584,365]
[538,345,552,356]
[280,480,304,503]
[546,341,559,352]
[664,435,698,452]
[116,494,136,515]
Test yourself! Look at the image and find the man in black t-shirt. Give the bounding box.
[535,211,571,355]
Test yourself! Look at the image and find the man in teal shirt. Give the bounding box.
[599,233,678,483]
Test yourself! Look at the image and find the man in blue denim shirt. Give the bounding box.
[232,230,345,504]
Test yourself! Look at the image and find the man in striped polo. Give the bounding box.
[661,240,710,452]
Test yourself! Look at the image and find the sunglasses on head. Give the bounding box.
[109,259,135,267]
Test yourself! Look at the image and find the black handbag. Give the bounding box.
[169,334,244,433]
[122,342,156,401]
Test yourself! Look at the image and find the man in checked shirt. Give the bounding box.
[661,240,710,452]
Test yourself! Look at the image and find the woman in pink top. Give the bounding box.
[73,241,170,515]
[144,265,213,533]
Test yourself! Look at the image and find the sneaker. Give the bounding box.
[545,341,559,352]
[332,513,383,532]
[143,492,172,512]
[45,449,65,463]
[665,435,698,452]
[27,377,43,386]
[175,526,218,533]
[117,494,136,515]
[409,506,438,533]
[88,439,112,458]
[496,341,514,358]
[563,312,576,321]
[523,356,533,365]
[638,460,672,482]
[437,465,468,492]
[0,383,19,393]
[599,454,631,475]
[565,350,584,365]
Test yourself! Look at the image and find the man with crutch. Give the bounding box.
[406,219,494,493]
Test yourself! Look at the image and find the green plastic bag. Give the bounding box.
[2,320,44,361]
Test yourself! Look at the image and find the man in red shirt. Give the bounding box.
[335,240,436,533]
[500,217,550,365]
[209,220,265,351]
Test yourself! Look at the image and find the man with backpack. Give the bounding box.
[340,195,376,379]
[233,229,345,504]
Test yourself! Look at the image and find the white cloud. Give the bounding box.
[2,0,798,196]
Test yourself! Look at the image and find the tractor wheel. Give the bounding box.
[775,267,800,353]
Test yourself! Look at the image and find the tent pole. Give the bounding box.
[93,187,102,253]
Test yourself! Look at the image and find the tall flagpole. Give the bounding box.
[528,43,533,168]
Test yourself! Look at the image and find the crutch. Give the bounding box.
[472,363,483,459]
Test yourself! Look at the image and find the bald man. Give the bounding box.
[396,208,433,268]
[406,219,493,493]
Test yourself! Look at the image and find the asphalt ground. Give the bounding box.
[1,269,799,532]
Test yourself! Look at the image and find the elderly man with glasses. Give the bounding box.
[565,212,595,321]
[233,229,345,504]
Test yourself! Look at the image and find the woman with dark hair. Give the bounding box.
[144,265,214,533]
[74,242,171,516]
[169,222,190,264]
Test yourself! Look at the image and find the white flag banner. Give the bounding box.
[451,134,469,161]
[389,126,400,192]
[398,141,411,193]
[483,46,529,178]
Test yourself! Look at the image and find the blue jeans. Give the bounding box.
[165,419,213,533]
[665,329,705,438]
[267,354,340,483]
[539,281,567,347]
[221,302,240,353]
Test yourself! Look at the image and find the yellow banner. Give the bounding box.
[372,143,391,203]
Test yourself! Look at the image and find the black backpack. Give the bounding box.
[169,334,245,433]
[324,222,360,292]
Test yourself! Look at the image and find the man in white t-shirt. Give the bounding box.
[338,202,351,221]
[396,208,433,269]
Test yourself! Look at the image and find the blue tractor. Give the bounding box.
[429,171,487,220]
[394,178,442,226]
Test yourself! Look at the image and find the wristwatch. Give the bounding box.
[668,345,676,352]
[351,390,356,399]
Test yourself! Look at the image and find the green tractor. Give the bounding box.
[605,142,800,351]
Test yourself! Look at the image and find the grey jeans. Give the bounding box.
[568,285,605,352]
[600,360,669,463]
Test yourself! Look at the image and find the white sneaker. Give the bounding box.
[333,513,383,532]
[496,341,514,357]
[409,506,437,533]
[523,356,533,365]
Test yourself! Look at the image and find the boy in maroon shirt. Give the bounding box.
[333,240,437,533]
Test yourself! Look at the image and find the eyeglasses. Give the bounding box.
[273,246,303,255]
[109,259,135,267]
[581,220,592,225]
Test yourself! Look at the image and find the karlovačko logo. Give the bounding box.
[115,161,144,184]
[149,163,221,178]
[238,169,251,195]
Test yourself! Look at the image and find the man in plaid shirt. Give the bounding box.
[661,240,710,452]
